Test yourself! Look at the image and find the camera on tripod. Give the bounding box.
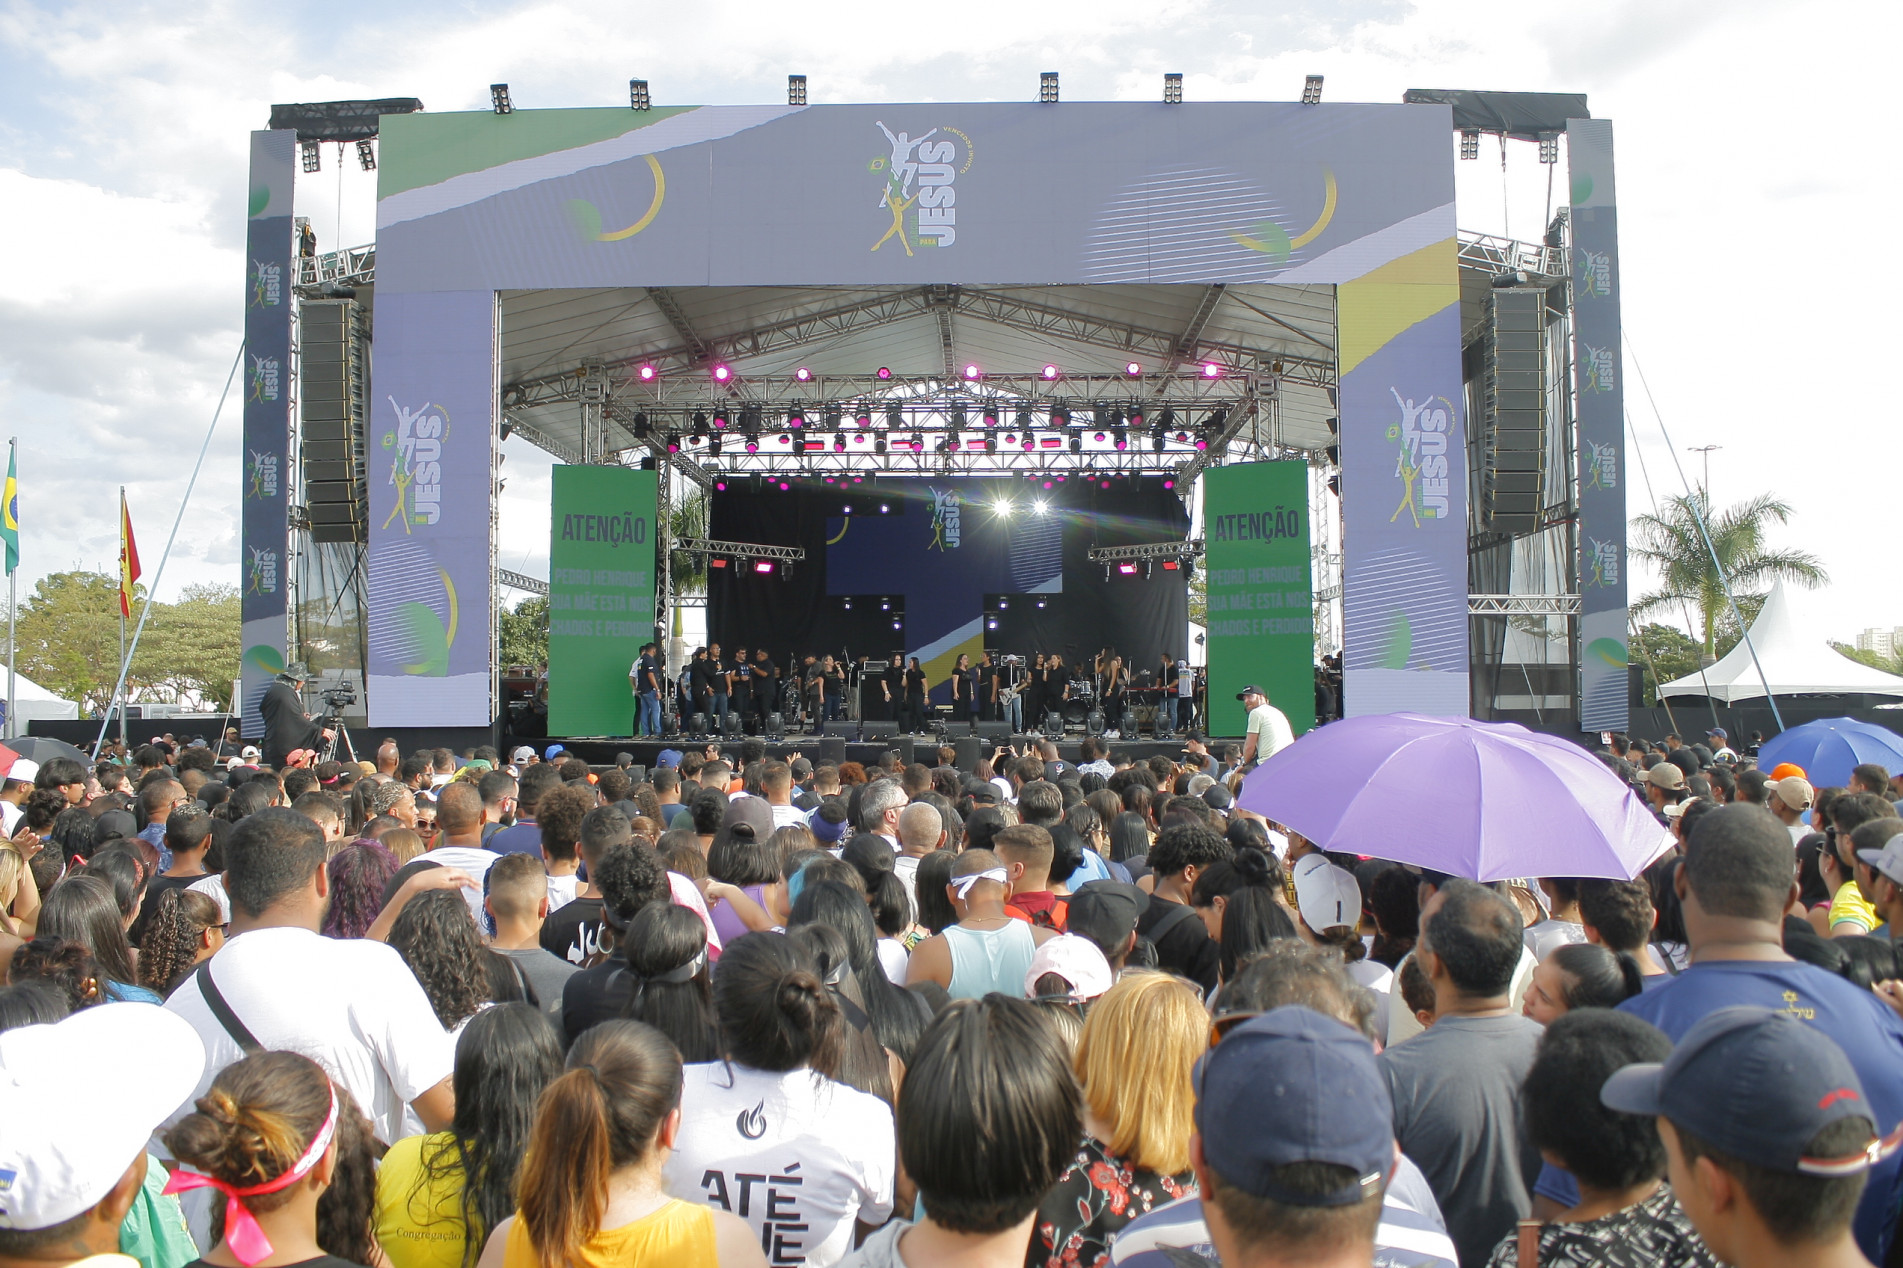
[319,684,358,712]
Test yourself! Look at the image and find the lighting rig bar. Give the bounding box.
[672,538,807,564]
[1466,593,1580,615]
[515,369,1263,413]
[1087,541,1206,563]
[498,569,550,596]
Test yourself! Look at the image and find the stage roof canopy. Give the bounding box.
[496,281,1339,480]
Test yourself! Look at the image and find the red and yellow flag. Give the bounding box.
[118,490,141,618]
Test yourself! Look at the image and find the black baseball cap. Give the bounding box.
[1236,685,1266,701]
[1067,880,1149,955]
[1194,1006,1393,1206]
[1602,1007,1898,1177]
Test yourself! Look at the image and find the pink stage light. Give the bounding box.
[876,367,892,380]
[711,364,732,383]
[1041,364,1060,380]
[637,364,658,382]
[963,364,981,380]
[1125,361,1142,377]
[1117,562,1139,575]
[794,367,813,382]
[1200,362,1222,378]
[754,561,775,574]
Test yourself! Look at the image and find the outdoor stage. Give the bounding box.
[507,735,1222,771]
[238,88,1629,747]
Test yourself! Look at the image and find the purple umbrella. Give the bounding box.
[1237,713,1672,881]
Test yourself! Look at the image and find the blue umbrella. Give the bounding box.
[1756,717,1903,790]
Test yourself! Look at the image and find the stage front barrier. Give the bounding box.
[1204,461,1315,737]
[548,465,657,736]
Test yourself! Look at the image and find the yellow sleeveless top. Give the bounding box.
[501,1199,716,1268]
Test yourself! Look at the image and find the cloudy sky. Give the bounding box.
[1,0,1896,649]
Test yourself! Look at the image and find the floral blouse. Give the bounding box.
[1029,1135,1197,1268]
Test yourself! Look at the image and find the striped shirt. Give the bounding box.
[1107,1154,1457,1268]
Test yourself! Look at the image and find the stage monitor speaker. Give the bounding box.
[860,721,899,742]
[976,721,1012,742]
[1011,734,1039,753]
[819,735,846,764]
[823,721,858,738]
[891,737,915,767]
[955,736,983,772]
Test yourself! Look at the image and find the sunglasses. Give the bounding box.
[1209,1009,1260,1048]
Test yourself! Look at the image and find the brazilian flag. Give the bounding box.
[1,447,16,574]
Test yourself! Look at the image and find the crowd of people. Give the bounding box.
[3,719,1903,1268]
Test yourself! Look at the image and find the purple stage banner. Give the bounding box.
[239,130,295,735]
[365,290,497,727]
[1569,119,1628,731]
[1336,241,1469,716]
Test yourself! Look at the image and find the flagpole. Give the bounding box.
[92,343,242,760]
[5,437,14,743]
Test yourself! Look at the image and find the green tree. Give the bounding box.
[15,571,136,713]
[499,596,549,669]
[1831,642,1903,676]
[1629,622,1703,705]
[137,583,240,709]
[1630,491,1826,659]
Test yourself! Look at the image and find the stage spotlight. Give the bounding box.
[1093,432,1106,443]
[1021,436,1035,452]
[709,436,722,457]
[1152,434,1166,452]
[491,83,514,114]
[886,404,904,427]
[840,503,852,515]
[630,79,651,111]
[754,561,775,574]
[711,407,728,429]
[855,406,871,427]
[1164,72,1183,104]
[691,411,709,439]
[875,436,888,454]
[998,598,1008,609]
[794,366,812,382]
[1014,408,1030,430]
[833,435,846,452]
[1301,74,1323,105]
[778,480,791,491]
[1069,436,1082,453]
[787,406,805,427]
[986,616,998,631]
[356,138,376,171]
[788,74,807,106]
[876,367,892,380]
[1157,406,1175,432]
[1201,361,1223,378]
[711,364,732,383]
[636,363,658,383]
[1460,128,1480,160]
[1130,406,1145,429]
[963,363,981,380]
[843,597,852,610]
[881,598,890,610]
[1033,500,1049,515]
[714,476,728,491]
[1163,476,1176,489]
[983,435,996,453]
[951,406,967,428]
[1036,598,1047,609]
[1039,71,1059,103]
[1041,364,1060,380]
[1125,361,1142,377]
[824,408,842,429]
[983,407,999,427]
[1538,132,1560,164]
[994,499,1013,516]
[300,139,321,172]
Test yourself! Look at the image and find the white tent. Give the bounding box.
[1657,582,1903,702]
[0,661,80,723]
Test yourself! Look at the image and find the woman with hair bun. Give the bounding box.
[662,932,896,1268]
[163,1050,383,1268]
[1522,941,1646,1024]
[477,1019,762,1268]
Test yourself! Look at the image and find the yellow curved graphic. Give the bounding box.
[1290,169,1337,248]
[439,567,459,649]
[1229,168,1337,257]
[826,517,852,546]
[597,155,666,240]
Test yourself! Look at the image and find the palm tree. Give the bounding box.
[667,490,708,638]
[1630,490,1827,659]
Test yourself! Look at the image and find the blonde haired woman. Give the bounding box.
[1028,972,1203,1267]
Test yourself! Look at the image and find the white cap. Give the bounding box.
[1292,853,1361,934]
[511,746,536,764]
[0,1003,206,1230]
[240,745,261,761]
[1023,933,1114,1001]
[2,758,37,785]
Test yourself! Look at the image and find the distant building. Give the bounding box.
[1856,627,1903,656]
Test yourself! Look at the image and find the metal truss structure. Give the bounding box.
[498,569,549,596]
[672,538,808,565]
[1087,540,1206,564]
[294,243,376,294]
[1466,593,1581,615]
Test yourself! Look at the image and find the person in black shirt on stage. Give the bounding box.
[705,643,730,731]
[879,653,903,723]
[259,663,328,767]
[949,652,973,728]
[976,651,998,723]
[816,654,845,722]
[729,646,752,731]
[684,647,711,720]
[749,648,776,730]
[902,656,927,734]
